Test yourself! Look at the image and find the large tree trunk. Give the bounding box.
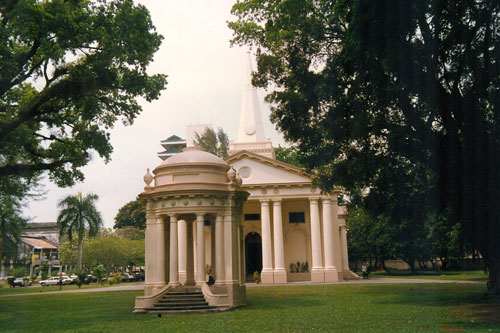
[77,237,83,273]
[487,259,500,298]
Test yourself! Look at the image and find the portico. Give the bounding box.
[134,147,249,313]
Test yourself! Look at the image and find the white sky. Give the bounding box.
[23,0,284,229]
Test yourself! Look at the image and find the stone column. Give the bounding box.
[178,219,187,284]
[196,213,206,284]
[157,216,167,285]
[260,199,274,284]
[322,198,339,282]
[272,199,287,283]
[168,214,179,286]
[340,223,349,271]
[309,197,325,282]
[185,220,195,285]
[215,213,225,284]
[144,213,157,294]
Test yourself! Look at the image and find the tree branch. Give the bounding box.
[0,153,88,178]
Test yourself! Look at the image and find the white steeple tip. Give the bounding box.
[237,52,266,143]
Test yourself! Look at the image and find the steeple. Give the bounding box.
[228,52,275,159]
[237,52,266,143]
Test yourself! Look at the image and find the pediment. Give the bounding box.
[225,150,312,186]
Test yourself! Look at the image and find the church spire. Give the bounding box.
[237,52,266,143]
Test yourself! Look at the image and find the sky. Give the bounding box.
[23,1,284,229]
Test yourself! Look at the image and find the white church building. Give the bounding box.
[135,54,357,313]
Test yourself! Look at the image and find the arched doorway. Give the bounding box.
[245,232,262,281]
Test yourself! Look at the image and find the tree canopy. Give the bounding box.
[114,198,146,230]
[230,0,500,295]
[193,127,229,158]
[0,0,166,188]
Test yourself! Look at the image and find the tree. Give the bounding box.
[113,198,146,230]
[114,226,145,240]
[57,192,103,272]
[0,0,166,233]
[229,0,500,295]
[0,194,27,260]
[274,145,302,167]
[193,127,229,158]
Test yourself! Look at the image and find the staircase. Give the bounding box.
[145,287,218,315]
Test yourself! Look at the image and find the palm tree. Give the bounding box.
[57,193,103,272]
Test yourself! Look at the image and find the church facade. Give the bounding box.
[224,54,357,283]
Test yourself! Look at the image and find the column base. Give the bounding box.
[145,282,167,296]
[324,268,340,282]
[179,271,187,284]
[261,269,274,284]
[273,269,287,284]
[311,268,325,283]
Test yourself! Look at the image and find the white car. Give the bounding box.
[39,276,72,286]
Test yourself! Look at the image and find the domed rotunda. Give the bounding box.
[134,147,249,313]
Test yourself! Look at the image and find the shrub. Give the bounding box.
[253,271,260,283]
[77,272,87,288]
[114,273,121,284]
[11,267,27,278]
[41,271,48,281]
[92,266,106,284]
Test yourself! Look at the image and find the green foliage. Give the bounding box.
[114,226,145,240]
[61,232,144,273]
[193,127,229,158]
[0,0,166,242]
[0,0,166,186]
[113,198,146,230]
[91,266,106,284]
[10,267,27,278]
[229,0,500,294]
[57,192,103,272]
[274,145,302,167]
[77,272,87,288]
[41,270,48,281]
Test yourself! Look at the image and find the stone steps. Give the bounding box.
[146,287,218,315]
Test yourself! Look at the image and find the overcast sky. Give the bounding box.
[23,1,284,229]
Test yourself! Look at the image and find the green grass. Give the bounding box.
[0,283,498,332]
[369,269,489,281]
[0,281,139,296]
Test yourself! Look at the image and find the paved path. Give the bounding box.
[2,278,483,297]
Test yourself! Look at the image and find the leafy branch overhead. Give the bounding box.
[0,0,167,187]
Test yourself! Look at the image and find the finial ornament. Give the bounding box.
[144,168,153,187]
[227,166,236,182]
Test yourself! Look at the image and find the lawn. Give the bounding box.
[0,281,139,296]
[0,283,498,332]
[369,269,489,281]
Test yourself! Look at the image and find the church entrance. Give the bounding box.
[245,232,262,281]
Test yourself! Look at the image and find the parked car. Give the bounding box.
[69,275,78,284]
[134,271,145,281]
[121,273,135,282]
[39,276,72,286]
[12,277,32,287]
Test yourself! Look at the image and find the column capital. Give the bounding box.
[309,196,321,203]
[321,197,332,204]
[260,199,270,206]
[196,212,206,218]
[271,197,282,203]
[168,213,177,218]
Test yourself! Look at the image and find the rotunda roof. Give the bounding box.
[161,146,227,166]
